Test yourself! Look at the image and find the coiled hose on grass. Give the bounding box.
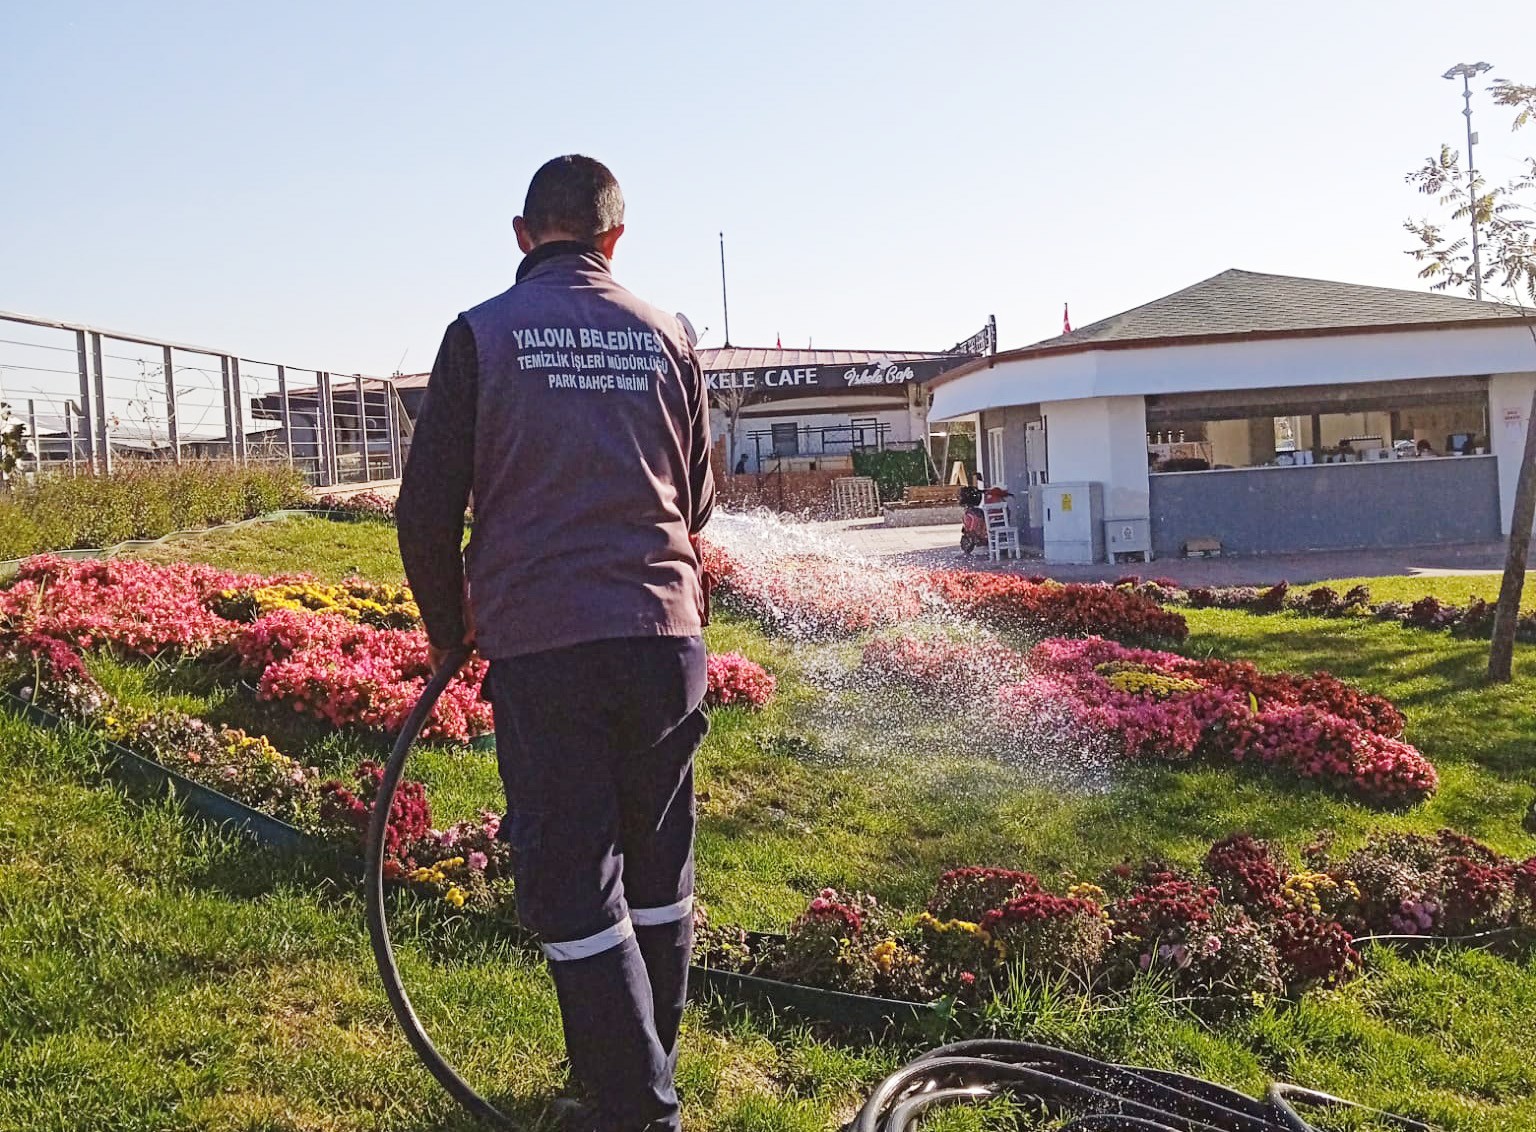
[367,654,1438,1132]
[850,1040,1435,1132]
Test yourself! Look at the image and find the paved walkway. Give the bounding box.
[819,518,1525,586]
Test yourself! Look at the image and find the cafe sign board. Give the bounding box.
[705,355,966,400]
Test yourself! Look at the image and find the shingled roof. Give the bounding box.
[1042,268,1524,348]
[924,269,1531,391]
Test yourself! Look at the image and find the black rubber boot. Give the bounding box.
[546,935,679,1132]
[636,918,692,1066]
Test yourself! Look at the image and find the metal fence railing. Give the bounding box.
[0,310,407,488]
[743,421,895,472]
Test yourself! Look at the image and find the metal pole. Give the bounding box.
[354,373,367,481]
[90,332,111,474]
[231,358,246,462]
[66,403,77,475]
[319,371,339,487]
[1462,72,1484,300]
[162,344,180,463]
[26,399,37,474]
[220,356,235,461]
[276,364,294,465]
[316,371,329,486]
[1445,61,1493,299]
[74,329,96,471]
[383,381,399,479]
[719,231,732,348]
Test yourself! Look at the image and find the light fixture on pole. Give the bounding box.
[1443,60,1494,299]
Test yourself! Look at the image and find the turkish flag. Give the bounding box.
[1063,304,1072,334]
[776,333,782,349]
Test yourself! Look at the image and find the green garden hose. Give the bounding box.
[367,655,1439,1132]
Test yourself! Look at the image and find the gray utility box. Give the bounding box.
[1040,482,1104,564]
[1105,517,1153,562]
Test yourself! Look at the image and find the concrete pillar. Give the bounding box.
[1489,372,1536,534]
[1039,395,1150,521]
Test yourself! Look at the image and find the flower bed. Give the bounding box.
[0,555,258,657]
[3,632,1523,1020]
[1009,637,1436,803]
[698,830,1536,1008]
[700,540,1187,645]
[1120,577,1536,643]
[922,571,1189,644]
[306,492,397,521]
[855,631,1434,804]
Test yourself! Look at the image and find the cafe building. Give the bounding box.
[927,269,1535,562]
[703,320,994,473]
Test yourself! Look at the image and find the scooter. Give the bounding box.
[959,486,1011,555]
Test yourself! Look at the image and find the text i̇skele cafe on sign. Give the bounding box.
[700,346,977,472]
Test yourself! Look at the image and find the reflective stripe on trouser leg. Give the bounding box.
[630,895,693,927]
[548,934,680,1130]
[541,916,636,962]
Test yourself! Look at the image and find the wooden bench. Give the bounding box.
[901,485,957,505]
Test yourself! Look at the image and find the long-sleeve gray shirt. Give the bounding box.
[397,243,715,658]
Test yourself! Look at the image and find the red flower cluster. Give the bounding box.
[1185,658,1404,736]
[317,760,433,877]
[1110,876,1221,942]
[928,866,1040,922]
[796,887,865,936]
[0,555,257,657]
[921,571,1188,645]
[1205,834,1286,912]
[228,608,359,669]
[704,652,776,709]
[5,631,90,684]
[1271,913,1359,989]
[255,620,492,741]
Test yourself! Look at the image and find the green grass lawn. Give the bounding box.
[5,518,1536,1130]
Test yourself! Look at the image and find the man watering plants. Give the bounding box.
[397,154,715,1132]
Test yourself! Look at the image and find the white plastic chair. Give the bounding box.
[982,501,1021,561]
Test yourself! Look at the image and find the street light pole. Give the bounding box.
[718,231,732,348]
[1443,61,1494,299]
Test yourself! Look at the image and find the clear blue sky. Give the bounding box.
[4,1,1533,375]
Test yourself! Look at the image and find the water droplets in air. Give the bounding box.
[707,510,1115,794]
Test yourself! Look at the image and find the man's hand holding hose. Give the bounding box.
[428,579,476,677]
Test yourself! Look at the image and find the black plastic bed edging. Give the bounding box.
[4,691,311,852]
[1,691,936,1030]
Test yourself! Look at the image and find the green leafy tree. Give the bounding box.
[1406,79,1536,682]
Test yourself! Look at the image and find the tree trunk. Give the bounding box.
[1488,382,1536,682]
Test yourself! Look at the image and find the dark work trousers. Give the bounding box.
[486,635,708,1132]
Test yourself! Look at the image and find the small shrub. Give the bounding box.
[0,462,308,558]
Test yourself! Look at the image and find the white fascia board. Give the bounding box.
[930,323,1536,420]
